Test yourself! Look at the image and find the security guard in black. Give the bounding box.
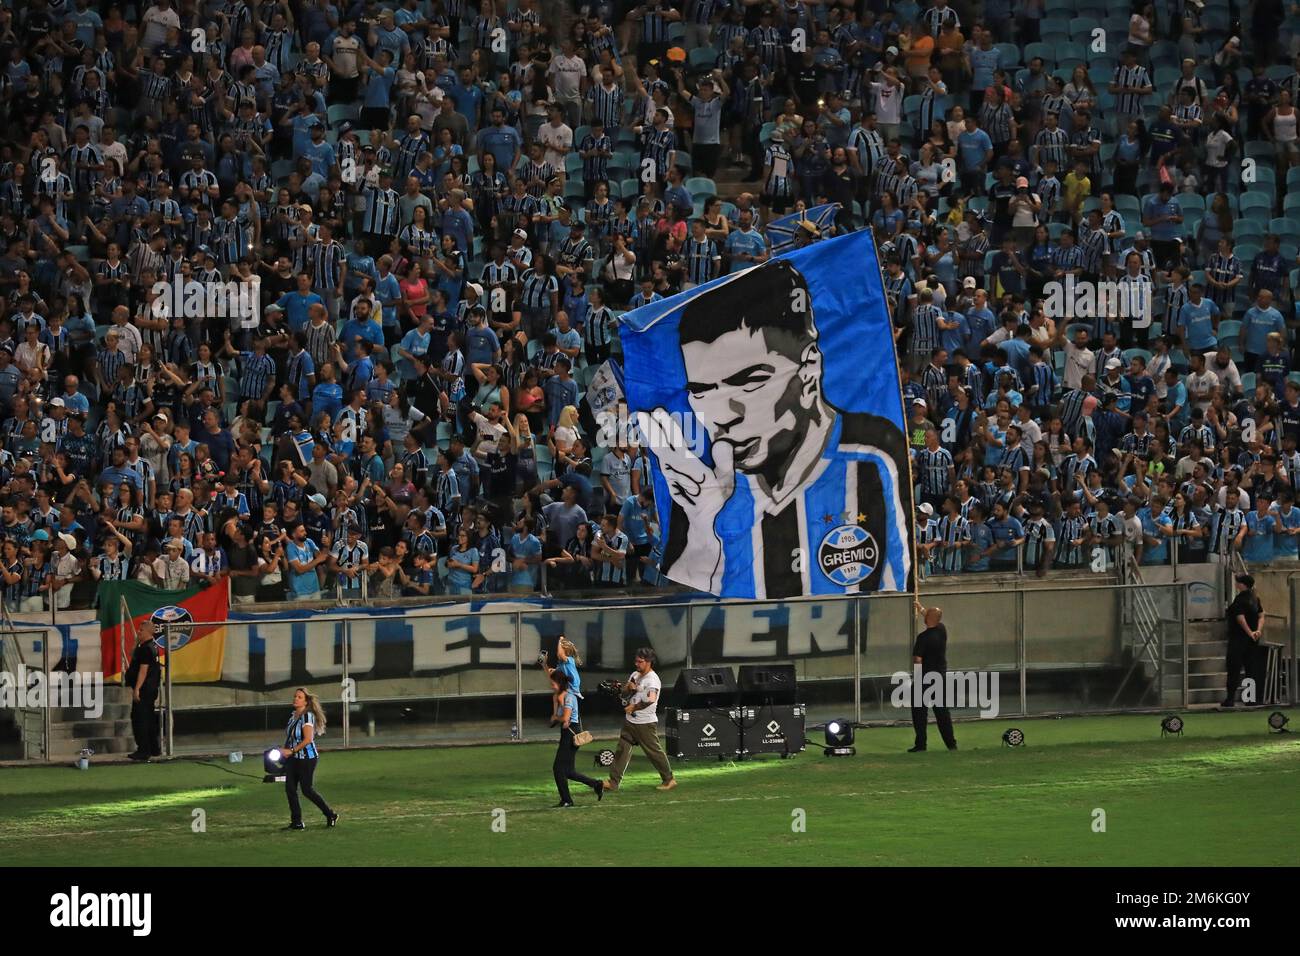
[910,600,958,752]
[125,634,161,759]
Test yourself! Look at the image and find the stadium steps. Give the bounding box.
[45,685,137,759]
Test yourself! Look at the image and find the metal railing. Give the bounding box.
[159,580,1191,755]
[0,603,51,760]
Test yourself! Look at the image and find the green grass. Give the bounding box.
[2,711,1297,866]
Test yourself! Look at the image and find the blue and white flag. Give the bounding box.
[764,203,841,253]
[618,229,914,600]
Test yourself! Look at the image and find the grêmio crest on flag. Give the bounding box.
[618,229,914,600]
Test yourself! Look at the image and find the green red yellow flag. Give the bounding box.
[98,581,229,683]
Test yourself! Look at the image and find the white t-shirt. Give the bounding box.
[1205,129,1233,167]
[871,81,902,124]
[142,5,180,50]
[538,121,573,170]
[331,35,361,78]
[547,54,586,101]
[626,669,662,724]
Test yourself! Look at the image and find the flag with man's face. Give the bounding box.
[618,229,914,600]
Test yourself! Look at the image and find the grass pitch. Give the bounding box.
[1,710,1296,867]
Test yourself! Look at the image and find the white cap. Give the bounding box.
[1106,357,1122,370]
[962,276,977,289]
[58,532,77,550]
[466,282,484,299]
[513,228,528,240]
[918,502,934,516]
[912,397,928,408]
[48,397,65,408]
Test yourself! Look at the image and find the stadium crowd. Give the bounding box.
[3,0,1300,609]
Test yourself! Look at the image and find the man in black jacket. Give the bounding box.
[909,599,958,752]
[126,628,162,761]
[1223,573,1263,707]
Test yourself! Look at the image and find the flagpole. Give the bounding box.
[867,229,922,610]
[119,595,131,687]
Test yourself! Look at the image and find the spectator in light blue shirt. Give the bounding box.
[276,277,324,333]
[1272,494,1300,558]
[1176,285,1221,353]
[724,216,768,272]
[507,517,543,592]
[302,125,337,179]
[1242,496,1278,564]
[965,506,994,572]
[1241,290,1287,371]
[1139,497,1174,565]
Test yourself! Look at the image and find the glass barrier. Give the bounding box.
[116,582,1211,761]
[1024,584,1185,714]
[859,590,1019,722]
[169,618,349,755]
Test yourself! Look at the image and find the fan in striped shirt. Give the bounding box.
[1109,54,1152,117]
[682,221,720,288]
[915,430,955,507]
[1055,500,1090,567]
[930,499,969,573]
[921,1,960,37]
[363,175,401,242]
[1033,114,1070,171]
[586,73,625,131]
[582,288,616,365]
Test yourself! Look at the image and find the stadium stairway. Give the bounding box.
[1181,621,1231,709]
[44,685,135,760]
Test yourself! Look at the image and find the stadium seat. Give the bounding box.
[1218,320,1242,345]
[1041,17,1071,36]
[1122,348,1152,365]
[1055,43,1087,67]
[1024,42,1055,65]
[1269,216,1300,239]
[1241,372,1257,393]
[1239,193,1273,215]
[689,47,716,70]
[996,44,1021,68]
[685,176,716,197]
[327,104,358,128]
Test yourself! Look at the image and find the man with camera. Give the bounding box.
[603,647,676,792]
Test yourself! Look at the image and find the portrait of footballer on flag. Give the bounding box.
[619,231,914,600]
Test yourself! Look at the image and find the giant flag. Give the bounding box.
[98,581,229,683]
[764,202,842,253]
[618,229,913,599]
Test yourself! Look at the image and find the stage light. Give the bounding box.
[263,748,286,782]
[1161,715,1184,737]
[594,748,616,768]
[1268,712,1290,733]
[1002,728,1025,747]
[823,719,855,756]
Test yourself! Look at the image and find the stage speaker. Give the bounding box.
[738,664,798,705]
[739,704,807,756]
[671,666,738,707]
[666,708,741,760]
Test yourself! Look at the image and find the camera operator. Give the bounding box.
[602,647,677,793]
